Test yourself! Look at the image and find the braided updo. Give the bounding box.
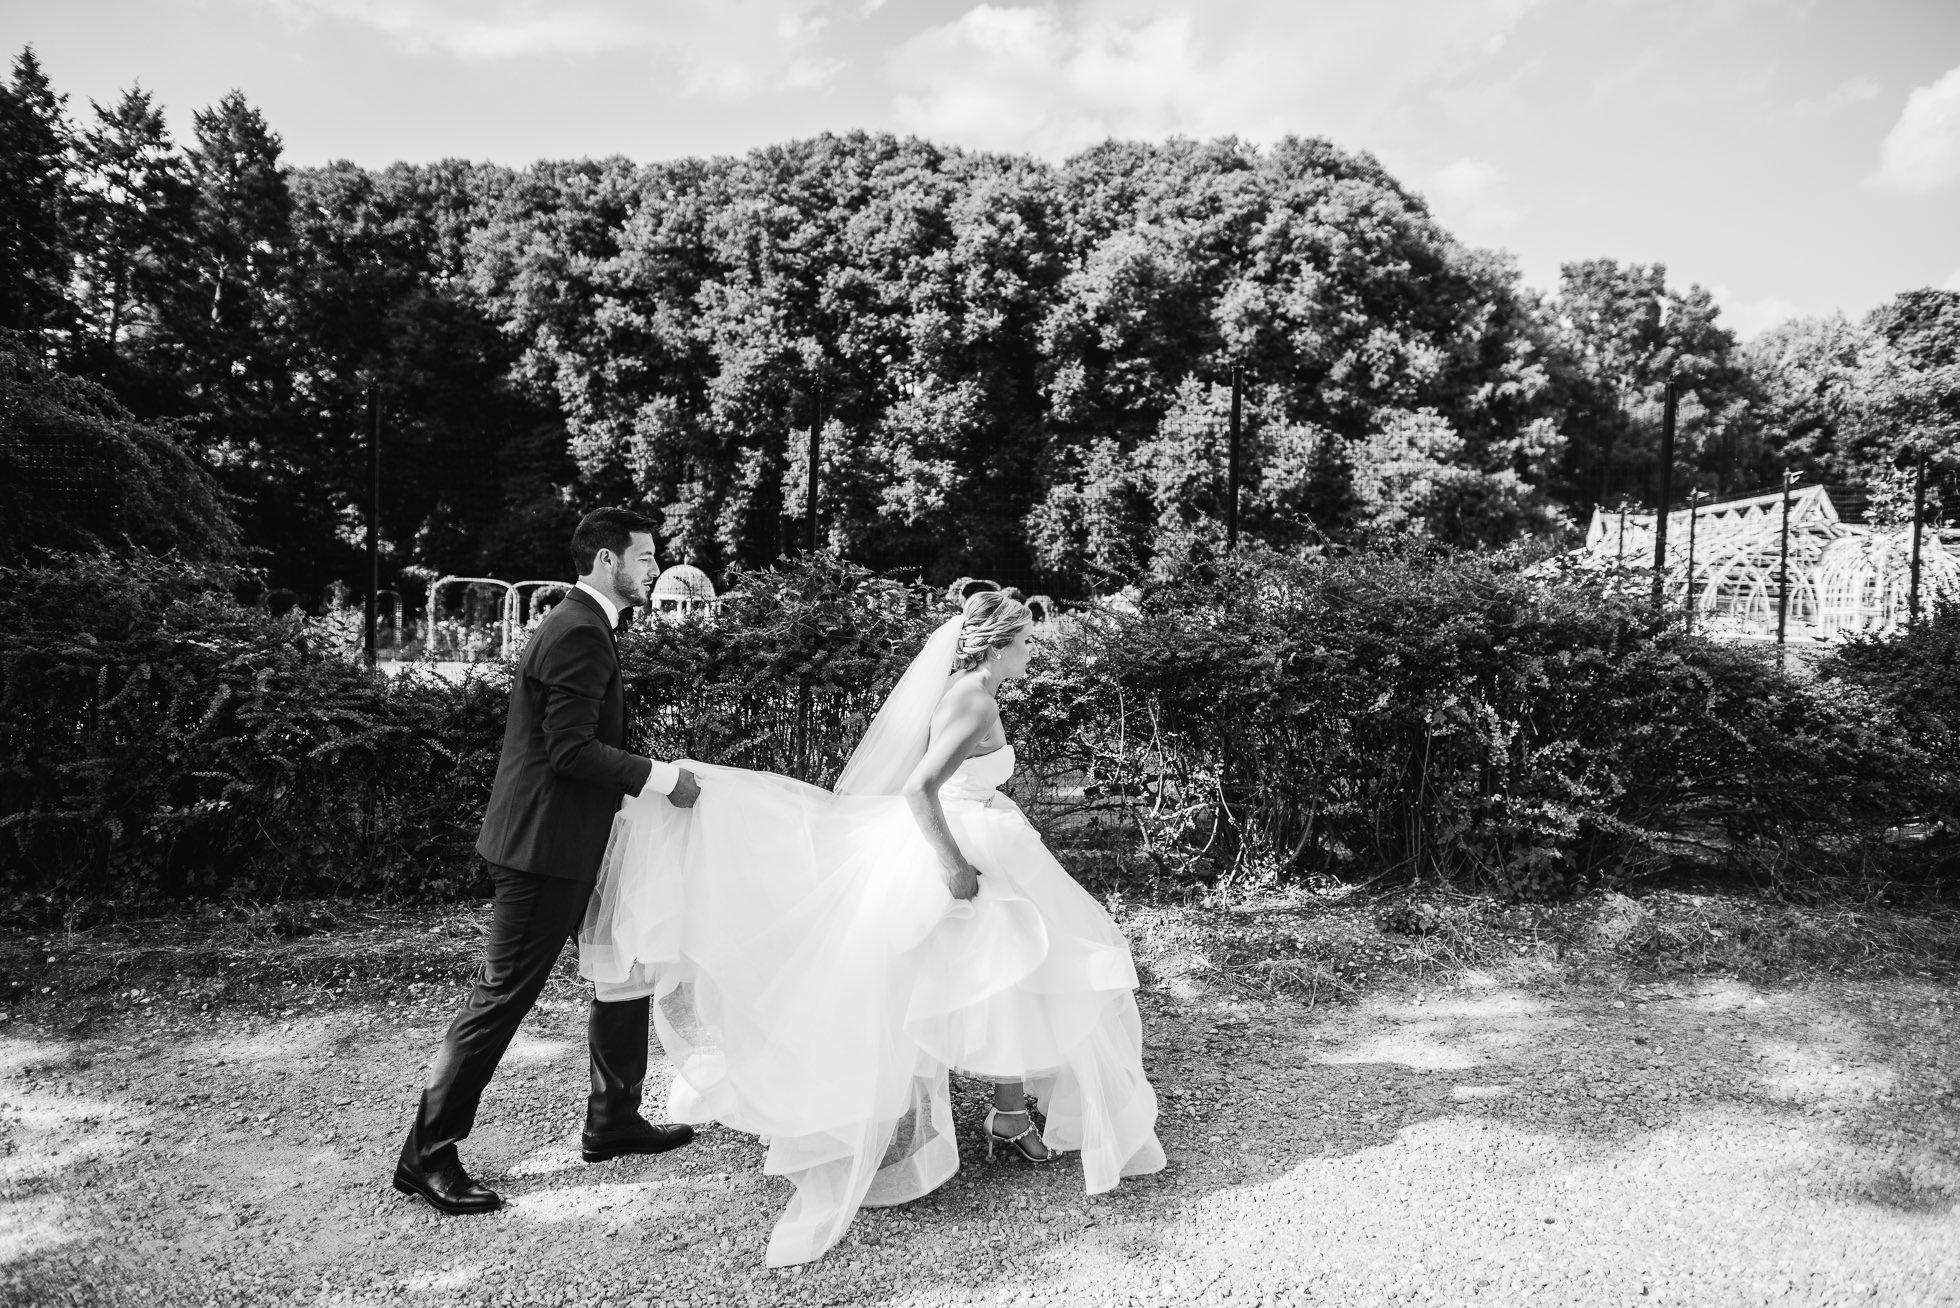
[952,590,1033,673]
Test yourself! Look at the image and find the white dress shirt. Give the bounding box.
[573,580,679,798]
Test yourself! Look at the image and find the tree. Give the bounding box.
[1742,313,1871,482]
[1028,135,1559,583]
[0,47,75,338]
[0,330,240,562]
[168,90,292,420]
[1541,260,1757,507]
[282,159,569,598]
[1861,290,1960,458]
[71,85,194,363]
[1852,289,1960,521]
[472,136,1067,584]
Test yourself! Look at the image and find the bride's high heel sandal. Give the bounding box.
[983,1105,1057,1163]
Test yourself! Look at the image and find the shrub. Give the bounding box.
[1813,604,1960,884]
[0,332,241,564]
[0,552,503,907]
[1818,604,1960,772]
[1005,547,1949,899]
[4,547,1951,912]
[0,550,944,912]
[617,551,942,782]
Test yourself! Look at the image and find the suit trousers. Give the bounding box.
[402,863,651,1170]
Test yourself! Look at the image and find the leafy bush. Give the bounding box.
[1005,547,1950,899]
[0,550,944,913]
[0,552,503,908]
[1813,604,1960,883]
[4,548,1951,913]
[0,331,241,564]
[1819,604,1960,772]
[616,551,942,783]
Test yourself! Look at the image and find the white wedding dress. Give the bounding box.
[578,621,1164,1266]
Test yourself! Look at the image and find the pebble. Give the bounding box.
[4,935,1958,1306]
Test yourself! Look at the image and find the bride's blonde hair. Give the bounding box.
[953,590,1033,672]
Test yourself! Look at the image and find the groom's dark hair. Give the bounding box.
[572,507,659,575]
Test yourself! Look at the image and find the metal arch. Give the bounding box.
[425,575,517,661]
[504,580,575,637]
[1567,486,1942,643]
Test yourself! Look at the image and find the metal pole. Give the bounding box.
[1226,363,1242,552]
[1650,377,1678,607]
[1684,490,1701,635]
[799,368,819,779]
[1908,457,1927,628]
[1616,502,1627,570]
[1775,471,1794,654]
[806,373,822,552]
[365,383,380,668]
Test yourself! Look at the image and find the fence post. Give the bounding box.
[365,384,381,668]
[1650,376,1678,607]
[1908,456,1927,628]
[1226,363,1242,553]
[1775,470,1794,657]
[807,374,823,552]
[1684,490,1702,635]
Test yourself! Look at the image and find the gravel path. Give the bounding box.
[4,914,1960,1307]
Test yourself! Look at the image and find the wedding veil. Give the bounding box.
[832,616,961,797]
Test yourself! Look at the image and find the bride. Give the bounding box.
[579,591,1164,1266]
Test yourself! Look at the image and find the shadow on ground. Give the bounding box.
[4,897,1959,1306]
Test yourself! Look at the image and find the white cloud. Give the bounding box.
[885,0,1547,158]
[1426,157,1519,232]
[263,0,849,95]
[1945,267,1960,293]
[1711,285,1805,340]
[1870,63,1960,194]
[1792,74,1881,117]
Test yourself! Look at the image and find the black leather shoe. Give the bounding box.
[581,1118,695,1163]
[393,1154,503,1215]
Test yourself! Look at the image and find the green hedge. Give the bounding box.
[3,548,1953,913]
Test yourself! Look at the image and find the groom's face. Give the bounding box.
[610,531,658,606]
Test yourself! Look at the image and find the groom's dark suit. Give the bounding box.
[403,586,660,1177]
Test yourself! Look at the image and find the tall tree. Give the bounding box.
[1029,135,1560,582]
[71,85,194,364]
[1542,259,1756,507]
[0,47,75,338]
[1742,312,1871,482]
[1853,290,1960,517]
[0,331,240,563]
[169,90,292,421]
[282,158,566,597]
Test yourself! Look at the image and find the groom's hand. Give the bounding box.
[666,767,701,809]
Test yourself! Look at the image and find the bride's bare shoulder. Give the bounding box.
[932,674,998,729]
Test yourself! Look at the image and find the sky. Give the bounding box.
[5,0,1958,337]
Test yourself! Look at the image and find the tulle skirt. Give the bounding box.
[578,762,1165,1266]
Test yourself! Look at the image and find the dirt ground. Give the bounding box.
[3,891,1959,1307]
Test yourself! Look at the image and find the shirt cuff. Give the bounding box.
[639,760,681,797]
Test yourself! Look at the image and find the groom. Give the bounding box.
[394,507,702,1215]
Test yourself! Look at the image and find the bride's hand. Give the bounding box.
[944,859,981,901]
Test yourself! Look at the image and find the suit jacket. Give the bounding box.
[475,587,655,881]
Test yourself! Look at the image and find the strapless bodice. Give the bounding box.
[940,743,1015,803]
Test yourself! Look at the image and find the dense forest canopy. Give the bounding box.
[3,47,1955,602]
